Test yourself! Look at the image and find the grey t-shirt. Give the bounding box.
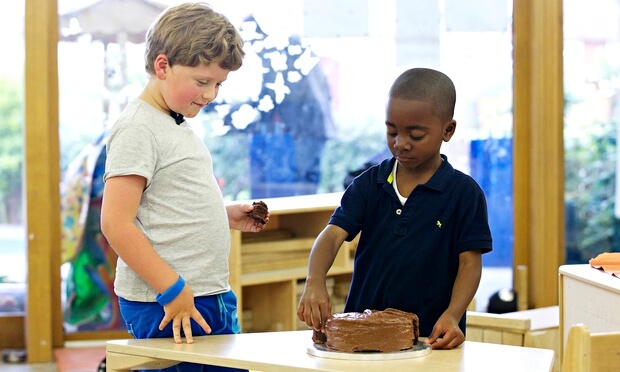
[104,99,231,302]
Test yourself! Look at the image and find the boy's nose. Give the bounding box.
[394,138,411,151]
[202,87,217,102]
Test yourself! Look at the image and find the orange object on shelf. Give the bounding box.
[589,252,620,277]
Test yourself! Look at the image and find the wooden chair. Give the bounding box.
[561,324,620,372]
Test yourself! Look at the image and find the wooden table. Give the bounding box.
[106,330,554,372]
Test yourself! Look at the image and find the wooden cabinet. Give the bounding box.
[228,193,355,332]
[558,264,620,361]
[0,313,25,349]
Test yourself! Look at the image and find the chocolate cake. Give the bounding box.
[249,201,268,224]
[313,308,419,352]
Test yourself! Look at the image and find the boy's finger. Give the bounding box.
[158,316,171,331]
[425,330,438,345]
[172,320,183,344]
[183,319,193,343]
[193,312,212,334]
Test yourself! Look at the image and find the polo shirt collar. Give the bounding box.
[379,154,454,193]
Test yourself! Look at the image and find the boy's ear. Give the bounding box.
[154,54,169,79]
[443,120,457,142]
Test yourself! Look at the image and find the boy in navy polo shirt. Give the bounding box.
[297,68,492,350]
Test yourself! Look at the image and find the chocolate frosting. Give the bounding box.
[249,201,268,224]
[316,308,419,352]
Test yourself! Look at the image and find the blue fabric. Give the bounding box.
[119,291,246,372]
[332,155,493,337]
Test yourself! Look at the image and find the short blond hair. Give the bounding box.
[144,2,244,74]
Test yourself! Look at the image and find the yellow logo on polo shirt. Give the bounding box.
[436,220,442,228]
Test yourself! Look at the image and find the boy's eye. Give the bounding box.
[197,81,223,87]
[411,132,425,140]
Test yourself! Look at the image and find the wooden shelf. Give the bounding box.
[242,237,315,254]
[241,262,354,286]
[229,192,354,333]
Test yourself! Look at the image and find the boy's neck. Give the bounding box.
[395,155,443,190]
[139,82,175,119]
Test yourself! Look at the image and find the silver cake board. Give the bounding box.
[307,341,432,361]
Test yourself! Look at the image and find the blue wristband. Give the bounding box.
[156,276,185,306]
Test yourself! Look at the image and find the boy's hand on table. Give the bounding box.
[424,313,465,349]
[159,284,211,344]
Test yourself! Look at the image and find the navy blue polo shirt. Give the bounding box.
[330,155,492,337]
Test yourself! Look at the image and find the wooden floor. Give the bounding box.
[0,361,57,372]
[53,346,105,372]
[1,344,105,372]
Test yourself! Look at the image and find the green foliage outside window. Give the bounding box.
[0,78,23,224]
[564,116,620,263]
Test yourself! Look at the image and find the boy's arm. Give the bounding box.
[101,175,210,343]
[297,224,349,332]
[101,175,177,292]
[425,249,482,349]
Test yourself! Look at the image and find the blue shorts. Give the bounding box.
[119,290,246,372]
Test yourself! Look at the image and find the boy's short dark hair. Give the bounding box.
[144,2,245,74]
[389,68,456,122]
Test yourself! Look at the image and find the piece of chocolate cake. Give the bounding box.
[249,201,268,224]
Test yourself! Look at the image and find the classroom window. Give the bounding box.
[52,0,515,332]
[0,0,26,315]
[564,0,620,263]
